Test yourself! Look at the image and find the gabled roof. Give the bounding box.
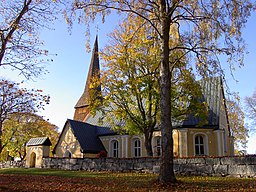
[175,76,225,128]
[27,137,52,146]
[75,36,101,108]
[54,119,116,154]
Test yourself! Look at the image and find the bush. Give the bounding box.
[96,150,107,158]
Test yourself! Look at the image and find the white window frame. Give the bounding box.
[154,137,162,156]
[133,138,141,157]
[110,139,119,158]
[193,133,208,156]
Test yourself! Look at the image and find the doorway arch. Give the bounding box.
[30,152,36,168]
[63,150,72,158]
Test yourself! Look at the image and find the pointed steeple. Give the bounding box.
[73,36,101,121]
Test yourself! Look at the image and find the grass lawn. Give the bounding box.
[0,168,255,191]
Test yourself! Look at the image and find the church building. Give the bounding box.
[53,37,234,158]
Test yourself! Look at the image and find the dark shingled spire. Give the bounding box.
[75,36,101,108]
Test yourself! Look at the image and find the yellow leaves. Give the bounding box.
[169,24,180,41]
[226,95,248,149]
[196,62,202,68]
[229,23,237,37]
[63,10,71,25]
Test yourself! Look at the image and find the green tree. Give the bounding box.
[0,0,59,79]
[92,15,207,156]
[0,79,50,154]
[1,113,58,160]
[68,0,253,184]
[226,94,249,152]
[245,89,256,129]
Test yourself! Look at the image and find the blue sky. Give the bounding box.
[2,11,256,154]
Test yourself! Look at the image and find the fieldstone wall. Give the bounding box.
[42,157,160,173]
[0,160,25,168]
[42,156,256,178]
[1,156,255,178]
[173,156,256,178]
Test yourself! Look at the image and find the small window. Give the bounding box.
[134,139,141,157]
[195,135,205,156]
[155,137,162,156]
[111,140,119,158]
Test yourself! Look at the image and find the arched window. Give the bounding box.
[133,139,141,157]
[111,140,119,158]
[155,137,162,156]
[194,135,206,156]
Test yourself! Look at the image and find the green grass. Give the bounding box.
[0,168,102,177]
[0,168,255,191]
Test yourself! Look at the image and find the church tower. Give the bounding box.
[73,36,101,121]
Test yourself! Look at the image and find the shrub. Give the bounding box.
[96,150,107,158]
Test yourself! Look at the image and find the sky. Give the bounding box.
[2,10,256,154]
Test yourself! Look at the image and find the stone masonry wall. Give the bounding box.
[1,156,256,178]
[0,160,25,169]
[42,156,256,178]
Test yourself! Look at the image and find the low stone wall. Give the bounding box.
[1,156,255,178]
[42,156,256,178]
[42,157,160,173]
[0,160,25,169]
[174,156,256,178]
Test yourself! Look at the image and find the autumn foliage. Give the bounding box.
[0,0,59,79]
[0,79,51,155]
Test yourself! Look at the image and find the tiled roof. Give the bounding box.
[67,119,116,153]
[27,137,52,146]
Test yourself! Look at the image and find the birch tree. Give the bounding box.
[67,0,254,184]
[0,0,59,79]
[91,15,207,156]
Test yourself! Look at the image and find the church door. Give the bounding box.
[64,150,72,158]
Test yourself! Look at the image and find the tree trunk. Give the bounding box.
[144,129,153,156]
[0,123,3,154]
[158,0,176,184]
[0,139,2,154]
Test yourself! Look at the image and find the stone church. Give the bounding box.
[52,36,234,159]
